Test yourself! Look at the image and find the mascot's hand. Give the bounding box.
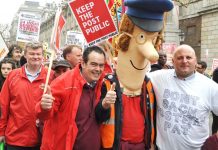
[102,83,116,109]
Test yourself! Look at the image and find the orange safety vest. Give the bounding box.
[100,79,115,148]
[100,78,156,148]
[146,80,156,144]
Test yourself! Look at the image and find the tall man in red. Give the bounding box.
[36,46,110,150]
[0,42,53,150]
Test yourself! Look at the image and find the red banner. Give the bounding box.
[69,0,117,44]
[50,9,66,53]
[55,14,65,50]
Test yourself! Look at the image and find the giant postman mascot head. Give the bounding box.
[116,0,174,92]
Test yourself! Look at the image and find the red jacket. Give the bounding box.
[0,65,51,147]
[35,65,104,150]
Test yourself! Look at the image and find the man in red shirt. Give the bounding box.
[0,42,53,150]
[36,46,110,150]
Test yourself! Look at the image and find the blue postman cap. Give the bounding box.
[125,0,174,32]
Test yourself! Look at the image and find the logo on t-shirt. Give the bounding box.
[158,89,205,135]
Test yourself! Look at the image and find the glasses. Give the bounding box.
[122,31,158,45]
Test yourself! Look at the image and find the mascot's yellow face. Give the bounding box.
[116,25,159,91]
[126,26,159,70]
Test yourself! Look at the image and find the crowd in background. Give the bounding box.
[0,41,217,150]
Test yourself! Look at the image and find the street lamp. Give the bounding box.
[179,30,185,44]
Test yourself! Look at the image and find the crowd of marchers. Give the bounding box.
[0,41,217,150]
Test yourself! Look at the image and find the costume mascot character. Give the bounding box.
[98,0,174,150]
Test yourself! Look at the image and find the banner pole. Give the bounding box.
[114,2,119,32]
[43,51,55,94]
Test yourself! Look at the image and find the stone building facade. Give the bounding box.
[162,3,181,64]
[39,1,81,48]
[9,1,44,48]
[10,0,180,61]
[179,0,218,70]
[39,1,180,52]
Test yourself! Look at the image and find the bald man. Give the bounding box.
[148,44,218,150]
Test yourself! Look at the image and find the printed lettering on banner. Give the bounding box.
[68,0,118,44]
[16,12,41,43]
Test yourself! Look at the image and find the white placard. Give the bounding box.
[66,31,85,47]
[16,12,41,43]
[0,34,9,61]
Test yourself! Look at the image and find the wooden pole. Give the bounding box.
[43,51,55,94]
[114,1,119,32]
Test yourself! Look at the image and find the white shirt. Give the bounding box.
[25,65,41,82]
[148,69,218,150]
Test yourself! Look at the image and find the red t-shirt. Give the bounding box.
[121,94,145,143]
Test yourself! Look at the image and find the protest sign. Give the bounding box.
[212,58,218,71]
[45,9,65,93]
[68,0,118,45]
[16,12,41,43]
[66,31,85,47]
[0,34,9,61]
[162,42,178,64]
[106,0,125,24]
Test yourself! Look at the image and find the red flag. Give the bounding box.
[50,9,65,53]
[108,0,114,9]
[55,14,65,50]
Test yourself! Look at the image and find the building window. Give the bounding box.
[187,26,196,35]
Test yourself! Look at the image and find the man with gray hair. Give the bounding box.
[0,42,53,150]
[62,44,82,68]
[148,44,218,150]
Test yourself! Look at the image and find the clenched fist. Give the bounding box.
[40,84,55,110]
